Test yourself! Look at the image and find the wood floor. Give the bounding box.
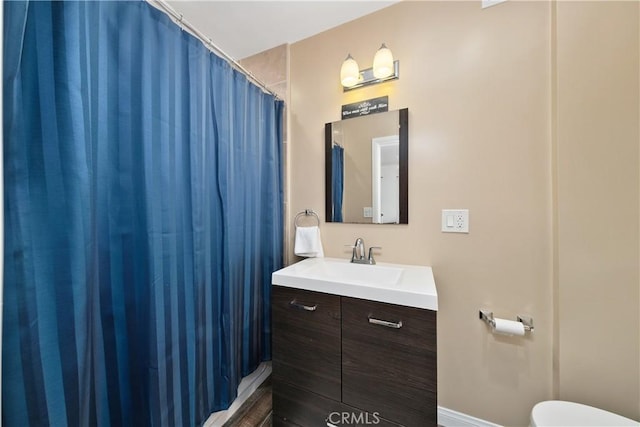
[223,377,272,427]
[221,377,443,427]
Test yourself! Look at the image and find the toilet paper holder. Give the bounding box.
[479,309,534,332]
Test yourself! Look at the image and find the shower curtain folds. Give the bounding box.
[2,1,284,426]
[331,145,344,222]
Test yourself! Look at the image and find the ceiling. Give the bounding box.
[165,1,400,60]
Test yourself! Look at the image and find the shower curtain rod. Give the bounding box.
[147,0,281,101]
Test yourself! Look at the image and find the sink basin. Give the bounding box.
[300,261,403,288]
[272,257,438,310]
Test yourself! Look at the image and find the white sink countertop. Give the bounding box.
[271,257,438,311]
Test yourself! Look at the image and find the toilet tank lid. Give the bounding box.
[531,401,639,427]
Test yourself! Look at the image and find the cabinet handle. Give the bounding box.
[369,317,403,329]
[289,299,317,312]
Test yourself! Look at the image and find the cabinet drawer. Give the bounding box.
[272,413,303,427]
[342,297,437,427]
[272,286,342,400]
[273,381,343,427]
[273,381,401,427]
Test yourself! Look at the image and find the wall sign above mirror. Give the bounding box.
[325,108,408,224]
[341,96,389,120]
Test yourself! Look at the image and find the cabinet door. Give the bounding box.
[272,286,342,401]
[273,381,402,427]
[342,297,437,427]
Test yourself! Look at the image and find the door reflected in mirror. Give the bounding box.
[325,108,408,224]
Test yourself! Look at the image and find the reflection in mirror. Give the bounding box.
[325,108,408,224]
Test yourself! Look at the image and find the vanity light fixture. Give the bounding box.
[340,43,399,91]
[340,54,360,88]
[373,43,394,78]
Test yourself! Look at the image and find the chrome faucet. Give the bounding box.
[350,238,381,265]
[354,238,365,261]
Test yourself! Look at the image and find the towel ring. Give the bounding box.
[294,209,320,227]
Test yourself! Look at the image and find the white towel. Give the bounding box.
[294,226,324,257]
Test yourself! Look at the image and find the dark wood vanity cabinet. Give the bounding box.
[342,298,437,426]
[272,286,437,427]
[272,286,342,401]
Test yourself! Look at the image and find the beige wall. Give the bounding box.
[288,1,639,425]
[291,2,553,425]
[555,1,640,420]
[240,44,288,101]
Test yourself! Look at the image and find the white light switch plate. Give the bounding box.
[442,209,469,233]
[363,207,373,218]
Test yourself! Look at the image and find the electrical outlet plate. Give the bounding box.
[442,209,469,233]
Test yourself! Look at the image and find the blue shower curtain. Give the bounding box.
[332,145,344,222]
[3,1,283,426]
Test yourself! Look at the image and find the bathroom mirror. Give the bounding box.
[325,108,408,224]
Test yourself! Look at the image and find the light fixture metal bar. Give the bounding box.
[343,60,400,92]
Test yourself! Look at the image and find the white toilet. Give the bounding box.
[531,401,639,427]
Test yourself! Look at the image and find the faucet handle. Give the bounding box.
[368,246,382,264]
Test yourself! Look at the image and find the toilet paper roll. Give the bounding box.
[493,318,525,336]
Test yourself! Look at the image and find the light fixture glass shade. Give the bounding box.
[340,54,360,87]
[373,43,394,79]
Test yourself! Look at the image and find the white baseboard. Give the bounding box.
[438,406,503,427]
[481,0,507,9]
